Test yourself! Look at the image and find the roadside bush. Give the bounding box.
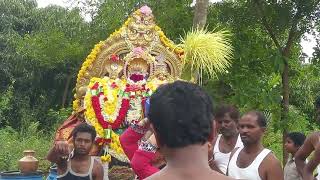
[0,122,53,171]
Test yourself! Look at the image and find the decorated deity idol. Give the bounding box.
[55,5,233,177]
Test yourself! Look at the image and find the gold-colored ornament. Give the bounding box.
[74,7,183,102]
[70,5,233,163]
[104,55,124,79]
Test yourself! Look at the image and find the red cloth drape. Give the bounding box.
[120,127,159,179]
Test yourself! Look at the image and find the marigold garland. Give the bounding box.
[111,131,124,154]
[84,78,128,162]
[84,77,155,162]
[73,6,184,163]
[84,77,127,137]
[101,154,111,163]
[73,41,104,112]
[72,99,80,112]
[99,131,124,163]
[155,25,184,56]
[73,16,133,112]
[91,95,130,129]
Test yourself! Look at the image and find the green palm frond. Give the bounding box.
[180,28,233,83]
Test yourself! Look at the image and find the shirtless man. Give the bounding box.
[210,105,243,174]
[295,96,320,180]
[47,123,104,180]
[145,81,232,180]
[227,111,283,180]
[295,132,320,180]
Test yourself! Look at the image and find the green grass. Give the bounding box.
[0,122,53,172]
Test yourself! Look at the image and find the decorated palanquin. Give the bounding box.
[55,5,233,167]
[57,5,183,164]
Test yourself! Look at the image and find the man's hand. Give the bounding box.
[138,118,150,128]
[54,140,70,157]
[47,140,70,165]
[208,142,224,174]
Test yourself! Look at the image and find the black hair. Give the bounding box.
[287,132,306,147]
[316,96,320,109]
[215,104,240,122]
[246,111,267,128]
[148,81,214,148]
[72,123,97,141]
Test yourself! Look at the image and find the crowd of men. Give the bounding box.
[47,81,320,180]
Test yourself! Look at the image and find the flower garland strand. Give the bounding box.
[73,41,104,112]
[91,94,130,129]
[84,77,155,163]
[155,25,184,57]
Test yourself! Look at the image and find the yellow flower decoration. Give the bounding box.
[73,15,132,112]
[72,99,80,112]
[84,88,104,137]
[84,78,126,161]
[146,81,157,92]
[73,41,104,112]
[101,154,111,163]
[84,77,127,140]
[155,25,184,56]
[109,132,124,154]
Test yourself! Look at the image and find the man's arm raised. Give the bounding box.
[208,136,225,174]
[295,132,319,179]
[304,146,320,180]
[93,160,104,180]
[46,140,69,166]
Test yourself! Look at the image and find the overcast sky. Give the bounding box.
[37,0,316,57]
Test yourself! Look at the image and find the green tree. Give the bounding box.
[251,0,320,163]
[202,0,320,162]
[193,0,209,28]
[0,0,39,128]
[0,0,91,130]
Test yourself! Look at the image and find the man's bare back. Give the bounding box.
[145,167,233,180]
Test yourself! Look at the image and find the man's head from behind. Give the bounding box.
[214,104,239,137]
[72,123,96,155]
[239,111,267,146]
[148,81,214,149]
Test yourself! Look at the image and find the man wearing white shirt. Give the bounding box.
[209,105,243,174]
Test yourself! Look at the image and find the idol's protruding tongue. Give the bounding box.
[130,73,144,82]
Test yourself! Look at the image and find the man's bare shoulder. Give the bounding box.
[259,152,283,180]
[260,152,281,169]
[265,151,280,162]
[145,170,234,180]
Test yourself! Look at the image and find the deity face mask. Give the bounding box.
[127,57,149,82]
[127,7,155,47]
